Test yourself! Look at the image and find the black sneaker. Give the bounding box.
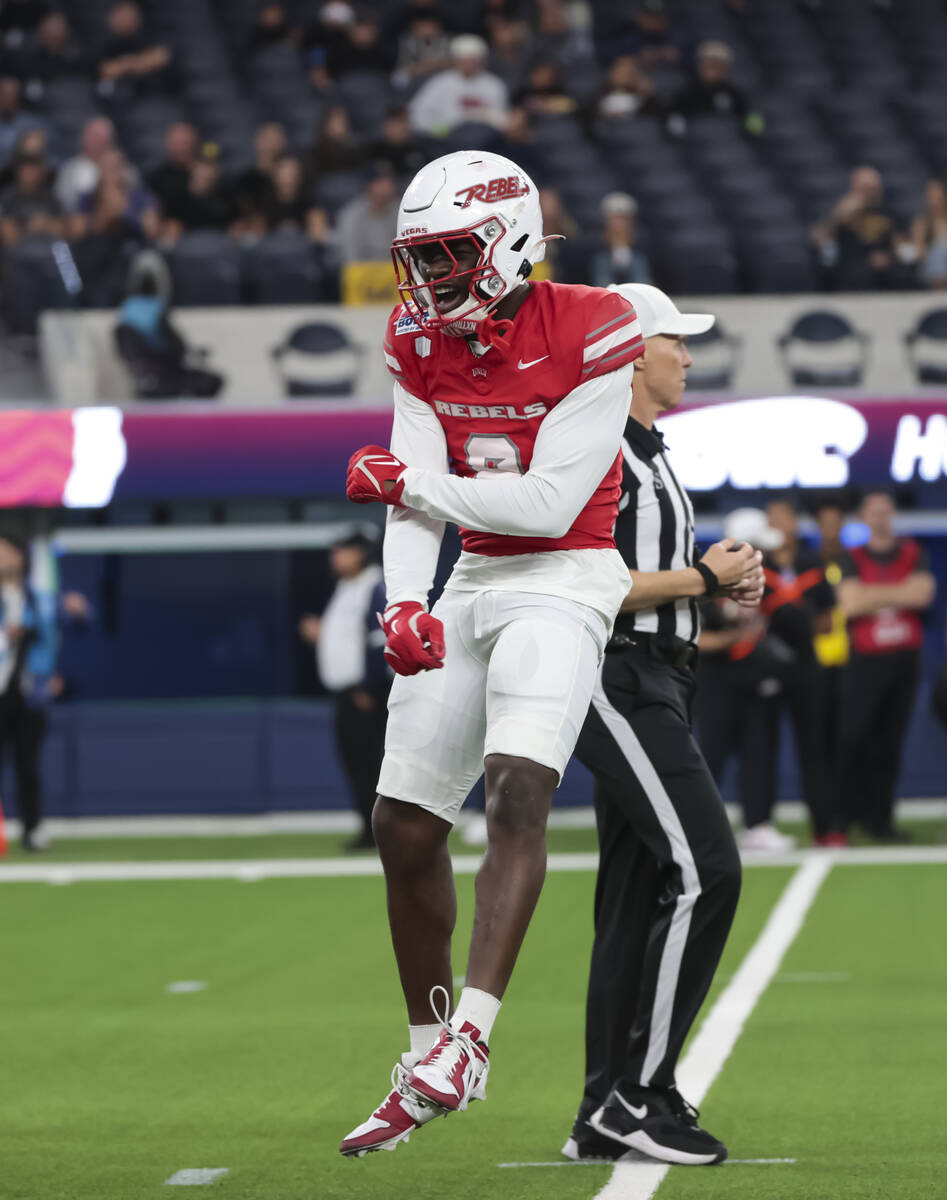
[561,1126,644,1163]
[588,1085,727,1166]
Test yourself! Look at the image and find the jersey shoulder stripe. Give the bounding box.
[582,332,645,381]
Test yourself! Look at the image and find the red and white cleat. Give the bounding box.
[406,987,490,1112]
[339,1055,446,1157]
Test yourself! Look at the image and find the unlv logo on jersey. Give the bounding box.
[454,175,529,208]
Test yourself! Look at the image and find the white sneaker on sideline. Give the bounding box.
[738,823,796,854]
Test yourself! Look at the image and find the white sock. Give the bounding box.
[450,986,501,1043]
[408,1023,441,1059]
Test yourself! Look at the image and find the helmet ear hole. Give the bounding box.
[510,234,529,252]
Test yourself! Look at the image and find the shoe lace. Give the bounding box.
[422,984,484,1078]
[666,1087,700,1125]
[390,1061,438,1118]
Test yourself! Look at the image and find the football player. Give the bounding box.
[340,151,644,1157]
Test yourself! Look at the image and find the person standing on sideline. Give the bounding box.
[298,532,388,851]
[836,492,935,840]
[695,508,797,854]
[759,499,838,845]
[0,535,85,852]
[565,283,764,1167]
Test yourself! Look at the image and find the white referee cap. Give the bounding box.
[608,283,715,339]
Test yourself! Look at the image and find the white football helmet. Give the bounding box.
[391,150,544,334]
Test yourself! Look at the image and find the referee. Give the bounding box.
[563,284,765,1166]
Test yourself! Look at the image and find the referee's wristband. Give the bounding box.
[694,561,719,595]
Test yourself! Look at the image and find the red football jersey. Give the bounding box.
[383,281,643,556]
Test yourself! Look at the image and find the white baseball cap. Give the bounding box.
[608,282,715,339]
[723,507,784,550]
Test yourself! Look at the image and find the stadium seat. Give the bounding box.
[245,234,324,305]
[169,233,243,306]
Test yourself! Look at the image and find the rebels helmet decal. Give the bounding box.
[454,176,530,209]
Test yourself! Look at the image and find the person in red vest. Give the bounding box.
[837,491,936,840]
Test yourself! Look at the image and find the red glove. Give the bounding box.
[347,445,408,507]
[380,602,445,675]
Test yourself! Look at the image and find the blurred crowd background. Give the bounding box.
[3,0,947,341]
[0,0,945,853]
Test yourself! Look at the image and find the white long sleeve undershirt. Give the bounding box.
[382,382,448,607]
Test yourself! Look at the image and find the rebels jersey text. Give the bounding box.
[384,281,644,557]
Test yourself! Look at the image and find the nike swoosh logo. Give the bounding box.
[616,1094,648,1120]
[352,454,391,495]
[517,355,549,370]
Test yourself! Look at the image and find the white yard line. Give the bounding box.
[2,845,947,885]
[593,855,832,1200]
[4,798,945,841]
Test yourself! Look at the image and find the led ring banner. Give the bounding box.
[3,397,946,509]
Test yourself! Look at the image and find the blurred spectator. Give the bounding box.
[97,1,173,98]
[70,175,149,305]
[303,1,354,90]
[696,508,796,854]
[762,498,839,845]
[811,166,909,292]
[0,533,84,854]
[244,3,298,58]
[55,116,115,212]
[335,162,398,262]
[667,40,760,133]
[230,121,286,240]
[22,9,88,93]
[515,59,576,117]
[265,154,327,240]
[115,249,224,399]
[0,145,61,246]
[0,122,43,187]
[327,7,392,77]
[409,33,508,136]
[368,104,427,181]
[836,492,936,841]
[596,55,662,120]
[533,0,590,67]
[486,15,532,93]
[384,0,451,42]
[392,11,451,89]
[72,147,157,240]
[910,177,947,289]
[309,104,365,175]
[0,75,46,168]
[604,0,688,70]
[590,191,651,287]
[147,120,198,229]
[171,142,232,236]
[298,531,388,852]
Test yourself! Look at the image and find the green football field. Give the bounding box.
[1,843,945,1200]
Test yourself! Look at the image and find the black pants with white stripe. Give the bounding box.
[572,641,741,1125]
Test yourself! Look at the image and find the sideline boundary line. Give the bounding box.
[594,856,832,1200]
[2,845,947,885]
[3,799,945,841]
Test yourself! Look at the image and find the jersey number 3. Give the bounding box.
[464,434,524,477]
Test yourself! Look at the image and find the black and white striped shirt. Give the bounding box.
[613,416,701,644]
